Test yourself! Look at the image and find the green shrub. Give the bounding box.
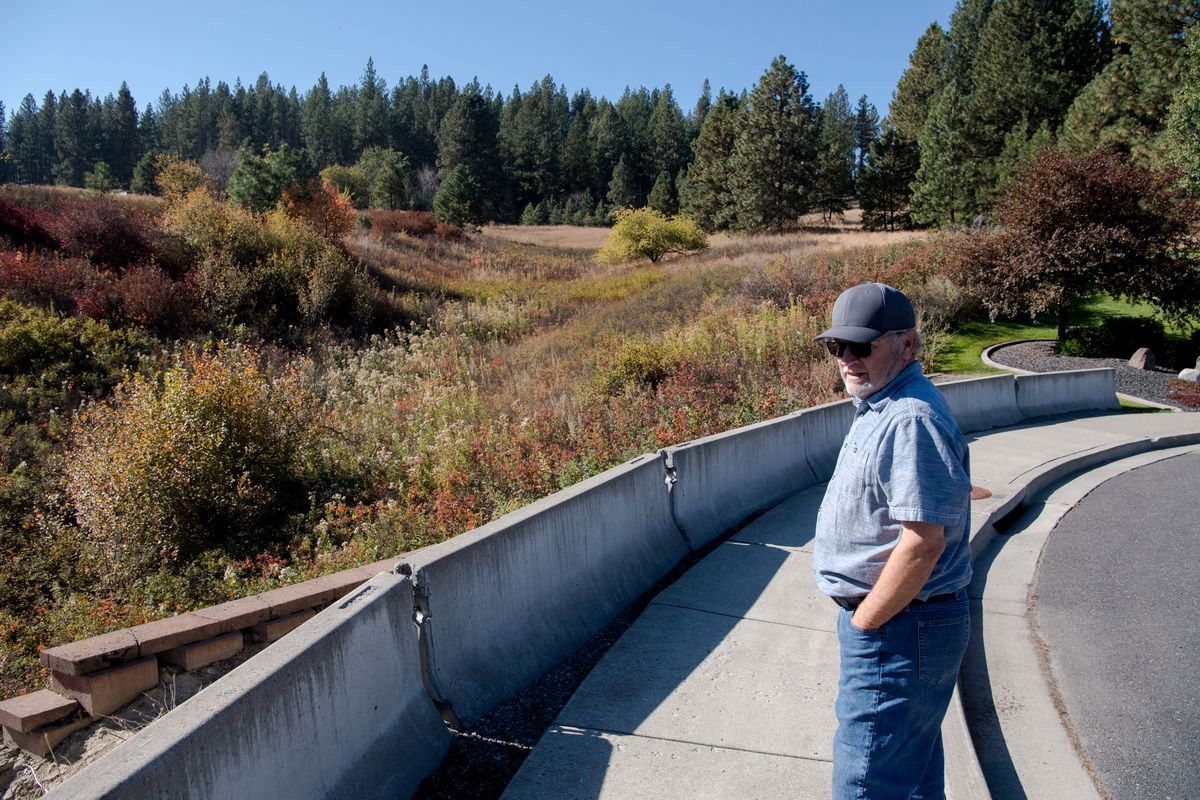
[593,338,677,395]
[597,208,708,264]
[66,344,318,584]
[1059,316,1166,359]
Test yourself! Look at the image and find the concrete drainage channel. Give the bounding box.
[29,370,1131,799]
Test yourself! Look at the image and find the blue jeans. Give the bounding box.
[832,591,970,800]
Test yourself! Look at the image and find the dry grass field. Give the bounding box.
[480,211,927,255]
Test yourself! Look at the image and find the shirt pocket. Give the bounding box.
[832,438,872,498]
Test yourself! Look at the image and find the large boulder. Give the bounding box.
[1129,347,1156,370]
[1178,368,1200,383]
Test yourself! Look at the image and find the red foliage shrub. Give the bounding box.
[433,222,465,241]
[1167,379,1200,409]
[283,178,356,240]
[0,250,95,311]
[74,277,120,321]
[114,263,194,331]
[0,197,58,250]
[370,210,438,238]
[46,197,157,271]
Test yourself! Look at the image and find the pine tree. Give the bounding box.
[729,56,819,232]
[1062,0,1198,158]
[814,86,857,221]
[304,73,338,169]
[857,126,920,231]
[0,100,6,183]
[6,95,44,184]
[499,76,569,210]
[587,100,626,204]
[54,89,95,186]
[433,164,483,225]
[300,74,338,170]
[889,22,949,142]
[613,87,653,202]
[560,97,595,195]
[84,161,118,192]
[437,86,500,219]
[391,73,436,170]
[354,58,390,151]
[649,86,688,182]
[910,81,988,225]
[138,103,159,154]
[902,0,995,220]
[36,91,59,184]
[131,150,159,194]
[970,0,1108,161]
[227,143,314,211]
[688,79,713,141]
[682,92,742,231]
[607,154,640,208]
[945,0,992,91]
[853,95,880,174]
[1162,27,1200,195]
[647,170,677,214]
[106,82,139,188]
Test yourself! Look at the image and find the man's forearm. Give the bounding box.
[851,521,945,630]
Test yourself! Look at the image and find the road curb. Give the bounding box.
[961,436,1200,798]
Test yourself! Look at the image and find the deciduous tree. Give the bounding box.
[961,146,1200,339]
[596,207,708,263]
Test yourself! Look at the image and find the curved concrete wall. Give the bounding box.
[936,374,1023,433]
[1015,368,1118,418]
[46,572,449,800]
[46,369,1120,799]
[665,400,854,548]
[402,452,688,725]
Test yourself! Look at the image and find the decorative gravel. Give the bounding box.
[986,339,1194,411]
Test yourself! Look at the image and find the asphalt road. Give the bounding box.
[1034,452,1200,800]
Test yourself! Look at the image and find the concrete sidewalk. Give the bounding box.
[500,410,1200,800]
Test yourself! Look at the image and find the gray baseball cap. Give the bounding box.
[814,282,916,343]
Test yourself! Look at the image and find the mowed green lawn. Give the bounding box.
[935,295,1196,374]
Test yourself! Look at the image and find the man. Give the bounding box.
[812,282,972,800]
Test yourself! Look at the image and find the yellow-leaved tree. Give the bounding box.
[596,207,708,264]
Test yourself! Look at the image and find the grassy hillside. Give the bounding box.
[0,185,1009,696]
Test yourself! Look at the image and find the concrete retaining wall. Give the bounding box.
[935,374,1023,433]
[1015,368,1119,418]
[38,369,1120,798]
[666,400,854,548]
[46,572,449,800]
[402,452,688,725]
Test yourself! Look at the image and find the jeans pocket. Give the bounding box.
[917,614,969,685]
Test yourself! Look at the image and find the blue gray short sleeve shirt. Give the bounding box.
[813,361,972,599]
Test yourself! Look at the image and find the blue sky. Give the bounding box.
[3,1,955,120]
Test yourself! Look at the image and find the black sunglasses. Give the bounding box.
[824,339,875,358]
